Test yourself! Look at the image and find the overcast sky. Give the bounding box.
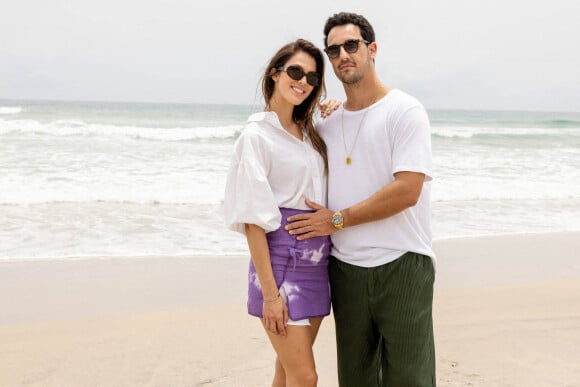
[1,0,579,111]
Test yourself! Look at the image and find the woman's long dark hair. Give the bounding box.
[261,39,328,172]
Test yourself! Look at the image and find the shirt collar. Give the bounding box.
[247,111,308,140]
[247,111,282,129]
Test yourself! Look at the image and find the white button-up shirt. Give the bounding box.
[224,111,327,234]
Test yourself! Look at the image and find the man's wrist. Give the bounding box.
[332,211,344,230]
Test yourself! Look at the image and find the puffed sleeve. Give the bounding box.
[224,127,281,234]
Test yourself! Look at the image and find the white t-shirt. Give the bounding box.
[317,89,435,267]
[224,111,327,234]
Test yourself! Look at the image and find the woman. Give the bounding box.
[224,39,333,386]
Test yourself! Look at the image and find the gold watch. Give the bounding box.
[332,211,344,230]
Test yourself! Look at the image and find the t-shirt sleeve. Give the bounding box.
[223,129,281,234]
[391,105,433,181]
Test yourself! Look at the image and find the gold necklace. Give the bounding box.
[341,106,369,165]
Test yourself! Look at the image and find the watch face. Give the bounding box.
[332,214,342,225]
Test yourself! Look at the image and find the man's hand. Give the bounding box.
[285,199,338,240]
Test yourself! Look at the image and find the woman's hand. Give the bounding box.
[262,295,288,336]
[319,98,342,118]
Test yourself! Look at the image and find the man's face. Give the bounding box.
[326,24,375,85]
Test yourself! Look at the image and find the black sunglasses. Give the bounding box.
[277,65,321,87]
[324,39,370,59]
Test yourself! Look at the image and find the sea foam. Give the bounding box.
[0,118,241,141]
[0,106,23,115]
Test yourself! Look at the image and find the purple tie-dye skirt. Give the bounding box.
[247,208,331,320]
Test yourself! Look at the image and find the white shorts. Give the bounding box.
[280,286,310,326]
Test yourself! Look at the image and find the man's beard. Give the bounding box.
[339,72,363,85]
[335,62,364,85]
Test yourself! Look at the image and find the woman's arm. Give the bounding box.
[245,223,288,336]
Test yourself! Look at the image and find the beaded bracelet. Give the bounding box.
[263,293,280,304]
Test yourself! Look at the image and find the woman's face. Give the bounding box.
[271,51,318,107]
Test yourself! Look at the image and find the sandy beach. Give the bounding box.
[1,232,579,386]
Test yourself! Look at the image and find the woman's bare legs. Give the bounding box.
[270,317,324,387]
[272,358,286,387]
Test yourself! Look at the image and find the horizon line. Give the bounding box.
[1,96,579,115]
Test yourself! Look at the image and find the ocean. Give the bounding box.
[1,99,579,260]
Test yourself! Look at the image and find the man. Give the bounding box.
[285,12,436,387]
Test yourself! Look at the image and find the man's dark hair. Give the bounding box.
[323,12,375,47]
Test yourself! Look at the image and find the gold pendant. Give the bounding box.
[346,157,351,165]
